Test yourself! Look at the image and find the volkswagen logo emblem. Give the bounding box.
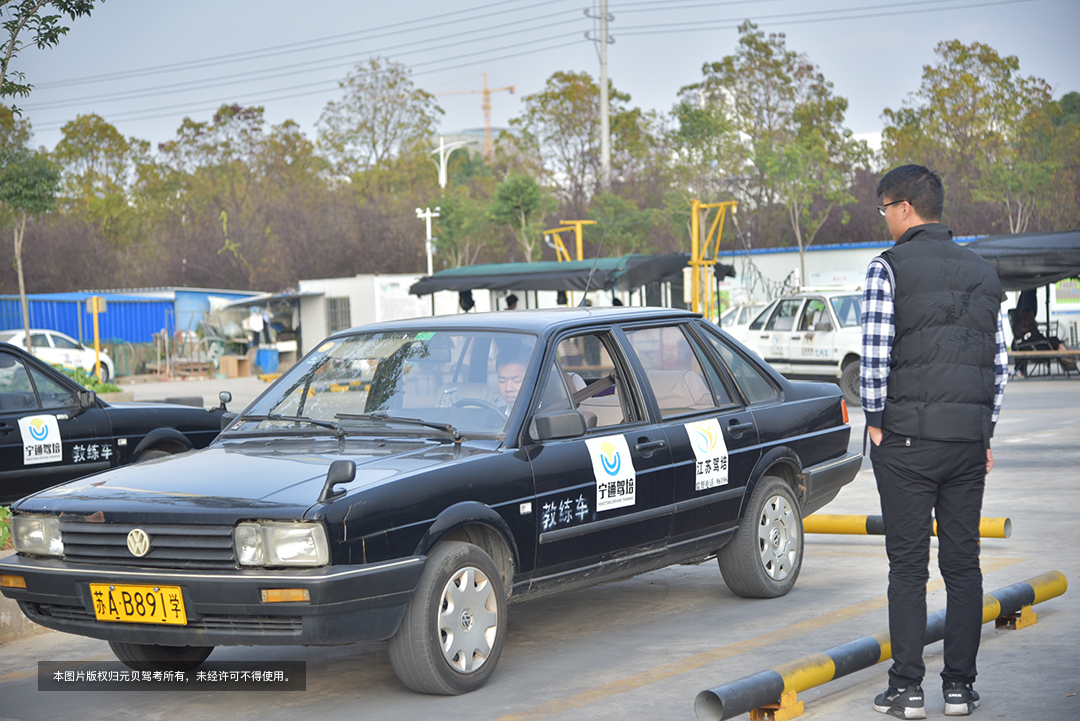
[126,528,151,557]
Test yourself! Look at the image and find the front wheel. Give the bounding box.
[108,641,213,672]
[840,361,861,407]
[718,476,803,598]
[389,541,507,695]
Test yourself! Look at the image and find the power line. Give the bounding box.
[25,14,587,111]
[32,36,586,131]
[26,0,1044,134]
[33,0,578,89]
[616,0,1037,34]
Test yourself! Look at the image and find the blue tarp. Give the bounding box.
[0,293,175,344]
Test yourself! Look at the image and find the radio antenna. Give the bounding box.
[578,228,606,307]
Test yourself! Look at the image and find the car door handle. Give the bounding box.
[790,335,802,340]
[727,421,755,439]
[0,423,13,436]
[635,439,666,457]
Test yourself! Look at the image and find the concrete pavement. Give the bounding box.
[0,377,1076,720]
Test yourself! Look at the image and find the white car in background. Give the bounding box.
[718,303,766,334]
[726,290,863,406]
[0,329,114,383]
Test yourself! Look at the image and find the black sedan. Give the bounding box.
[1,308,860,694]
[0,342,230,503]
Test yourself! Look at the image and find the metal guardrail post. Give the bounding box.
[694,571,1067,721]
[803,514,1012,539]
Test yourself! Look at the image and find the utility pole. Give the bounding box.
[416,206,441,277]
[587,1,614,191]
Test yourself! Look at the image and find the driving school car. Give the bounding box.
[0,342,230,503]
[727,290,864,406]
[1,307,861,695]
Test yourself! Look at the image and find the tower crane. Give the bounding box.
[435,73,514,161]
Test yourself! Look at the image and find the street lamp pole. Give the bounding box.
[432,134,469,190]
[416,206,441,277]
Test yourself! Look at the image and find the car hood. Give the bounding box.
[19,436,500,514]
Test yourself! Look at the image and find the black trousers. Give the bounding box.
[871,430,986,688]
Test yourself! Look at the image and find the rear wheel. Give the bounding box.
[840,360,861,407]
[134,448,172,463]
[108,641,213,672]
[389,541,507,695]
[718,475,803,598]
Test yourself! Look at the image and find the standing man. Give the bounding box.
[861,165,1008,718]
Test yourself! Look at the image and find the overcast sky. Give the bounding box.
[12,0,1080,154]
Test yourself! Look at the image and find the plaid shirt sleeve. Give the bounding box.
[993,311,1008,432]
[860,259,893,429]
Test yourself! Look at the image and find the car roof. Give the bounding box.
[329,306,703,338]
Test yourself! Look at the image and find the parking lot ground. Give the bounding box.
[0,377,1076,720]
[117,373,273,411]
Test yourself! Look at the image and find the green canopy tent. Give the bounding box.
[408,254,694,298]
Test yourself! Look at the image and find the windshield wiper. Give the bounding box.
[336,412,462,444]
[234,414,346,441]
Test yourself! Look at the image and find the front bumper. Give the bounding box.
[801,451,863,516]
[0,554,424,647]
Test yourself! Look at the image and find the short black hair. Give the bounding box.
[876,164,944,221]
[497,353,528,371]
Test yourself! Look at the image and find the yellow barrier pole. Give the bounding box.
[91,296,102,382]
[694,571,1067,721]
[803,514,1012,539]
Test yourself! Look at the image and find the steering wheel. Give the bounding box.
[452,397,506,416]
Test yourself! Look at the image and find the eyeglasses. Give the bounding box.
[877,200,905,216]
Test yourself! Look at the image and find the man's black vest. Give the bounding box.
[877,223,1001,444]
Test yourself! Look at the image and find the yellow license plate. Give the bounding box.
[89,583,188,625]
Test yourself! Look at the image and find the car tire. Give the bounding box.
[135,449,172,463]
[108,641,213,672]
[388,541,507,695]
[717,475,803,599]
[840,360,861,407]
[97,364,112,384]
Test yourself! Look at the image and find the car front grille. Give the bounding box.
[28,602,303,635]
[59,521,237,570]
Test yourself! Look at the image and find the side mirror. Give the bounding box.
[218,390,232,410]
[78,390,97,409]
[319,460,356,503]
[532,408,588,441]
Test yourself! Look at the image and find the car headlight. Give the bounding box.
[234,522,329,567]
[12,515,64,557]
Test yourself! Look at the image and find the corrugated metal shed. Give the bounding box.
[0,293,175,344]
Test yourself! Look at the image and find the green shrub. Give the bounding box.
[57,366,121,393]
[1,506,11,551]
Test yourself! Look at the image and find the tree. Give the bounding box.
[882,40,1060,233]
[53,113,149,245]
[681,22,862,249]
[767,88,868,281]
[489,174,553,262]
[0,147,59,338]
[506,71,655,215]
[586,192,656,257]
[1,0,99,110]
[433,189,498,268]
[0,101,30,148]
[317,57,442,175]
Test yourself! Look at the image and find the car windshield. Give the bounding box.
[239,330,537,437]
[829,295,862,327]
[0,331,17,343]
